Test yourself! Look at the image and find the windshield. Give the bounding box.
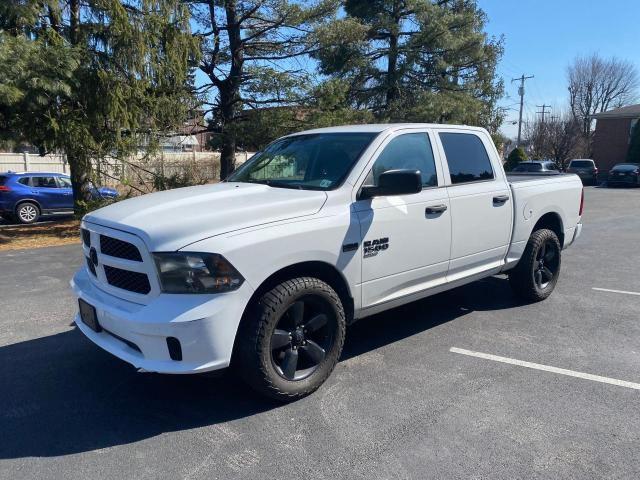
[570,160,593,168]
[0,175,6,186]
[227,132,377,190]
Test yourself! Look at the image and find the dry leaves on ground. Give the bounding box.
[0,219,81,251]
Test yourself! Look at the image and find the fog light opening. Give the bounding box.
[167,337,182,361]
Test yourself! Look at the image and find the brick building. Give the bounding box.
[592,104,640,171]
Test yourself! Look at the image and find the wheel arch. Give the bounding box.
[230,261,354,366]
[247,261,354,323]
[14,198,42,214]
[531,212,564,247]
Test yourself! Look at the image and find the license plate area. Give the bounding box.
[78,299,101,332]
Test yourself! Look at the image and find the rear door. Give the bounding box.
[435,130,512,282]
[354,130,451,310]
[55,176,74,209]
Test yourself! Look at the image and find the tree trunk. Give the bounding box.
[218,0,243,181]
[68,153,94,213]
[220,131,236,180]
[385,0,401,109]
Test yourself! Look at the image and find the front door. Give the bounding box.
[354,131,452,310]
[30,175,69,210]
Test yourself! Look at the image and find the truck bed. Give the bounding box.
[506,172,574,183]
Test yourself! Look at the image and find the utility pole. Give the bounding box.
[536,104,552,123]
[512,74,534,147]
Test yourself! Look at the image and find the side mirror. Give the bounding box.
[359,169,422,200]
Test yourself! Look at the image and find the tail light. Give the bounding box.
[0,186,11,192]
[579,187,584,216]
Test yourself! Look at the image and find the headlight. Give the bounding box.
[153,252,244,294]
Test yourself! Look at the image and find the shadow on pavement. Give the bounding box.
[0,276,518,459]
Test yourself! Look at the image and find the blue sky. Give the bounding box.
[480,0,640,138]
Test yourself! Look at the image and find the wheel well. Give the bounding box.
[248,261,354,324]
[532,212,564,247]
[15,199,41,213]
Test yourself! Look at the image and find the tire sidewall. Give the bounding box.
[525,229,562,298]
[16,203,39,224]
[259,282,344,396]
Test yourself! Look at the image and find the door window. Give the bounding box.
[439,133,494,184]
[31,176,58,188]
[57,176,72,188]
[366,133,438,187]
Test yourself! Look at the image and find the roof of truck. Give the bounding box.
[286,123,487,136]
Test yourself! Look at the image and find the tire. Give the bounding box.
[16,202,40,224]
[509,228,562,303]
[235,277,346,402]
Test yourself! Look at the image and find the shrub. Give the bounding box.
[505,147,527,171]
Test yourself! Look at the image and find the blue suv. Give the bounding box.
[0,172,118,224]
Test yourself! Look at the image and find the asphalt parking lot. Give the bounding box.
[1,186,639,479]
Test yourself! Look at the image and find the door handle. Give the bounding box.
[493,195,510,204]
[425,204,448,215]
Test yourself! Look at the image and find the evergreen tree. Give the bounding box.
[505,147,527,171]
[314,0,503,129]
[0,1,199,210]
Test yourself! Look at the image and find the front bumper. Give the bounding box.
[70,267,254,374]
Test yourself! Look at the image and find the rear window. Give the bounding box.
[570,160,594,168]
[0,175,6,186]
[612,164,639,172]
[439,133,494,184]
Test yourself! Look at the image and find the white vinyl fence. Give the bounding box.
[0,151,254,188]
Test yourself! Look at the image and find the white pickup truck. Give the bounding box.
[72,124,583,400]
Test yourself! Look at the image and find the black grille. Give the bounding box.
[86,256,96,276]
[100,235,142,262]
[81,228,91,247]
[104,265,150,294]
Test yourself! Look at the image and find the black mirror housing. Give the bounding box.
[359,169,422,199]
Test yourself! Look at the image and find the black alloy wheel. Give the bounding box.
[533,239,560,289]
[270,296,335,381]
[509,228,562,302]
[235,277,346,401]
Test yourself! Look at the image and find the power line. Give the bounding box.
[511,74,534,146]
[536,104,552,123]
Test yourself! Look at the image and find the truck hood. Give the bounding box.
[84,182,327,251]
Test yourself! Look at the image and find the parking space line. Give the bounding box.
[450,347,640,390]
[592,287,640,297]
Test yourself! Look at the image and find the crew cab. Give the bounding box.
[71,124,584,401]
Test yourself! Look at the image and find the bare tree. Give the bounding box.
[567,54,639,137]
[525,114,585,169]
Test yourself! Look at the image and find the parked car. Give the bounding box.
[0,172,118,224]
[566,159,598,185]
[606,163,640,187]
[72,124,583,401]
[511,160,560,173]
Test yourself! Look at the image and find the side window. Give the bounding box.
[31,176,58,188]
[439,133,494,184]
[367,133,437,187]
[57,176,72,188]
[17,177,31,186]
